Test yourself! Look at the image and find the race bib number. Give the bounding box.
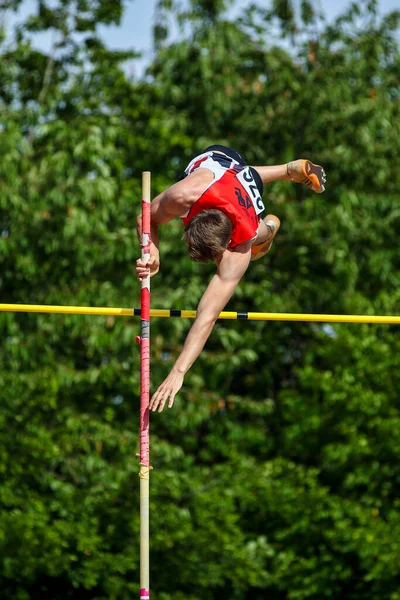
[237,167,265,215]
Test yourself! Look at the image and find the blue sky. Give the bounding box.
[4,0,399,77]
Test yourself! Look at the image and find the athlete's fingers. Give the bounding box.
[150,386,174,412]
[149,389,161,411]
[160,386,175,412]
[150,385,167,411]
[157,390,169,413]
[158,395,167,412]
[168,392,176,409]
[136,257,157,268]
[149,397,159,411]
[136,270,149,282]
[150,371,182,412]
[136,261,151,274]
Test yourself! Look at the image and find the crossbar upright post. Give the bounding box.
[139,171,151,600]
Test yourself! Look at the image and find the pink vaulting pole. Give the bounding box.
[139,171,151,600]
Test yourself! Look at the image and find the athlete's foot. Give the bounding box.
[251,214,281,261]
[287,159,326,193]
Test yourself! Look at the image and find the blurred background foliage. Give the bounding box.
[0,0,399,598]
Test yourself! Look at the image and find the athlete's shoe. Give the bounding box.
[287,159,326,193]
[251,214,281,261]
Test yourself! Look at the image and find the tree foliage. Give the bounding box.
[0,0,399,598]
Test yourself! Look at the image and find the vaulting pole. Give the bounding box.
[139,171,151,600]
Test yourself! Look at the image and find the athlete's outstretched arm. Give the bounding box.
[149,245,252,413]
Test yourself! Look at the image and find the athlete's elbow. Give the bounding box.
[197,311,219,328]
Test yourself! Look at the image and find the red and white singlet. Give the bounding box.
[181,151,265,248]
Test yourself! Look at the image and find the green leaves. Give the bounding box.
[1,0,400,598]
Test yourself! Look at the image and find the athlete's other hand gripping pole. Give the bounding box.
[139,171,151,600]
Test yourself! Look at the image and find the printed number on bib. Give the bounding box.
[237,167,265,215]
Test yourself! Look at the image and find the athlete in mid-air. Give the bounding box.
[136,145,326,412]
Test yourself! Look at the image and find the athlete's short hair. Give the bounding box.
[183,209,232,263]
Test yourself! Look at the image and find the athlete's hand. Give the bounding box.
[149,369,184,412]
[136,255,160,281]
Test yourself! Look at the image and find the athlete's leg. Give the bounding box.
[251,215,281,261]
[198,147,326,194]
[252,160,326,193]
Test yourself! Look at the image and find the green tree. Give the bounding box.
[0,0,399,598]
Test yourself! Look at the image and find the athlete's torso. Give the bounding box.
[181,151,265,248]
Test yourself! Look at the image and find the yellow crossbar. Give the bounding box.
[0,303,399,324]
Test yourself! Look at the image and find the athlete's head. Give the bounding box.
[183,209,232,263]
